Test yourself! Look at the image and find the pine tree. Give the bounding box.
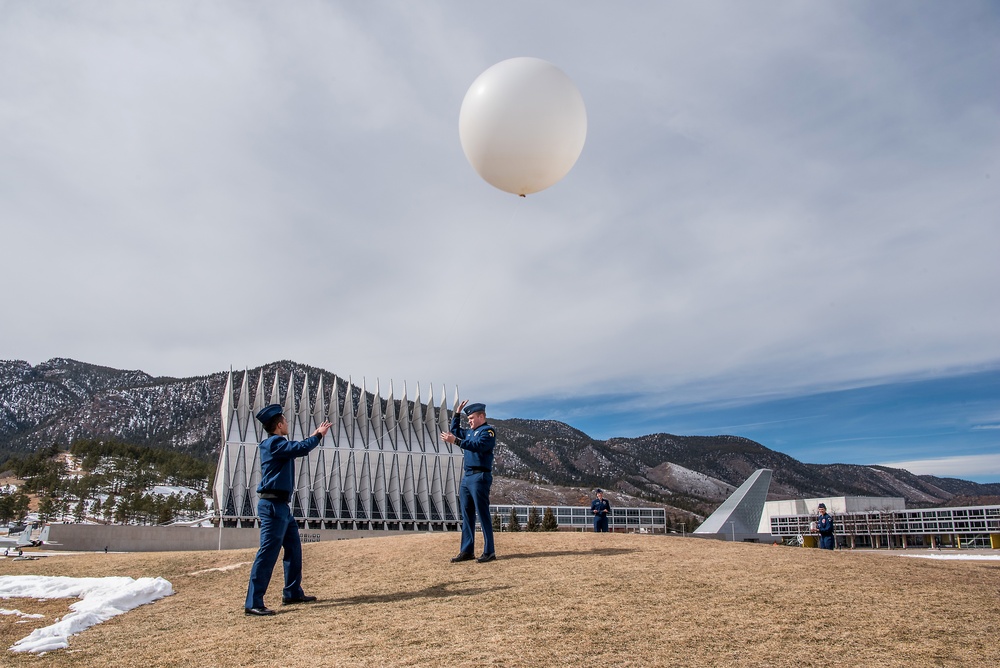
[0,494,12,524]
[507,507,521,532]
[526,507,540,532]
[541,507,558,531]
[11,493,29,523]
[114,496,129,524]
[492,511,502,532]
[103,495,116,523]
[37,496,57,523]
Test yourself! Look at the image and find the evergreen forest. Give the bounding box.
[0,440,214,526]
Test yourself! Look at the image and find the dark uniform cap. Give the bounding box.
[596,489,604,494]
[463,402,486,415]
[255,404,283,424]
[818,503,826,509]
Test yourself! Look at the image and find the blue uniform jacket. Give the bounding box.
[256,434,323,495]
[816,514,834,536]
[450,415,496,471]
[591,498,611,517]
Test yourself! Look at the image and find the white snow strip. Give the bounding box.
[149,485,201,497]
[900,554,1000,561]
[186,562,249,576]
[0,575,173,654]
[0,608,44,619]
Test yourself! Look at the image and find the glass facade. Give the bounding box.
[487,505,667,532]
[770,505,1000,548]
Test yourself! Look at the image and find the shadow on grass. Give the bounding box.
[499,547,638,560]
[315,580,512,607]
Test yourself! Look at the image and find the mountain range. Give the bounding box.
[3,358,998,519]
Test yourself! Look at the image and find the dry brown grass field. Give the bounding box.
[1,532,998,667]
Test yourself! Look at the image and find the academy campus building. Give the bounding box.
[694,469,1000,550]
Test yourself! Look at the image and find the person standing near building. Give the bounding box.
[591,489,611,532]
[244,404,332,616]
[440,400,496,563]
[816,503,835,550]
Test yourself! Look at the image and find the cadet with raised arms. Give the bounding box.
[244,403,332,616]
[440,400,496,563]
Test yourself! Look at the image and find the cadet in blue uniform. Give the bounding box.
[815,503,835,550]
[591,489,611,532]
[440,400,496,563]
[244,404,332,616]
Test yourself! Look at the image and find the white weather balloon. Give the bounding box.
[459,57,587,196]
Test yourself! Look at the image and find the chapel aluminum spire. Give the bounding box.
[213,369,464,531]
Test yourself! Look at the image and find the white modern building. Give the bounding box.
[213,370,464,532]
[490,504,668,532]
[769,502,1000,549]
[761,496,905,534]
[695,468,1000,549]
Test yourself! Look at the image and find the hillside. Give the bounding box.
[1,533,998,666]
[3,358,999,516]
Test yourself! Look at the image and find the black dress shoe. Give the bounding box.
[244,607,276,616]
[450,552,475,563]
[282,595,318,605]
[476,553,496,563]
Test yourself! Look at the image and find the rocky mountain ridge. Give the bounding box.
[3,358,999,517]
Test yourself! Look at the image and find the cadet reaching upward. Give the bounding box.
[440,400,496,564]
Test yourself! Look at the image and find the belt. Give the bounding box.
[467,467,492,474]
[259,490,290,502]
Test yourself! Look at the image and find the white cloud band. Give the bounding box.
[879,453,1000,479]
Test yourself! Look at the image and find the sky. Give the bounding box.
[1,2,998,480]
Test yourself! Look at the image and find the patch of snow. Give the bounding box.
[0,608,44,619]
[0,575,173,654]
[149,485,200,497]
[186,561,249,576]
[900,554,1000,561]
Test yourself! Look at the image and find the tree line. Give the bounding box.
[492,507,560,532]
[1,440,213,526]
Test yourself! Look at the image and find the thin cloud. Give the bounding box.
[878,454,1000,480]
[1,2,998,479]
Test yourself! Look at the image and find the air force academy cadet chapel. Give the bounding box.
[213,369,670,536]
[214,370,465,532]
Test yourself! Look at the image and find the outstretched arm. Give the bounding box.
[441,401,469,444]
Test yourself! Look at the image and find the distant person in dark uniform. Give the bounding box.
[440,400,496,563]
[815,503,835,550]
[591,489,611,532]
[244,404,332,616]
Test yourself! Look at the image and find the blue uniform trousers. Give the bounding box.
[594,516,609,532]
[819,534,835,550]
[459,471,494,556]
[245,499,305,609]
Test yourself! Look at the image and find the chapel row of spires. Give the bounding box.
[220,368,461,445]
